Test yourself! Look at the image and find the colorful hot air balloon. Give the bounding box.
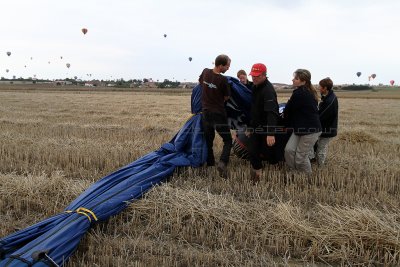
[356,72,361,77]
[6,51,11,56]
[371,74,376,79]
[188,57,192,62]
[66,63,71,68]
[390,80,395,86]
[82,28,88,35]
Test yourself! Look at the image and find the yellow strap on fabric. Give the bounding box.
[77,211,92,222]
[77,207,98,221]
[65,207,98,222]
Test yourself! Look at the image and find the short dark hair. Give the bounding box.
[215,54,230,67]
[319,77,333,91]
[237,69,246,78]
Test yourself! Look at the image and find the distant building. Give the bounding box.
[141,81,157,88]
[180,82,198,89]
[53,80,73,86]
[84,80,102,87]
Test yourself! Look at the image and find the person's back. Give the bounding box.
[200,68,229,114]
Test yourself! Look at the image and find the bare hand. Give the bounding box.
[266,136,275,146]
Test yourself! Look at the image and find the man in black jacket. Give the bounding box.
[246,63,280,183]
[312,77,338,165]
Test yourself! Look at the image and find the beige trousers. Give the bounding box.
[285,132,321,174]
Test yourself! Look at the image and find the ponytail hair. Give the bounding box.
[294,69,318,101]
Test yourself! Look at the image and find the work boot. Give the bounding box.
[217,161,228,179]
[250,168,261,185]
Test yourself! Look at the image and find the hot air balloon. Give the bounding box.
[390,80,395,86]
[48,61,51,64]
[371,74,376,79]
[30,57,33,60]
[6,69,9,73]
[356,72,361,77]
[74,76,78,80]
[163,34,167,38]
[188,57,192,62]
[6,52,11,56]
[60,56,63,59]
[82,28,88,35]
[66,63,71,68]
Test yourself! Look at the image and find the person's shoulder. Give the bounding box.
[202,68,211,74]
[327,90,337,100]
[299,86,313,97]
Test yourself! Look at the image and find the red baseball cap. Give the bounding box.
[249,63,267,76]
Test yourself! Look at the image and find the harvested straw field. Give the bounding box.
[1,87,400,266]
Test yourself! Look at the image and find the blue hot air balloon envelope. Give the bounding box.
[0,77,255,266]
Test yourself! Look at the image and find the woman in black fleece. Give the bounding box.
[283,69,321,174]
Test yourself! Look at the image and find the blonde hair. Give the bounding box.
[294,69,318,101]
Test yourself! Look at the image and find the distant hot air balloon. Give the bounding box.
[188,57,192,62]
[74,76,78,80]
[163,34,167,38]
[66,63,71,68]
[6,51,11,56]
[48,61,51,64]
[30,57,33,60]
[390,80,395,86]
[82,28,88,35]
[356,72,361,77]
[24,65,26,68]
[6,69,9,73]
[60,56,63,59]
[371,74,376,79]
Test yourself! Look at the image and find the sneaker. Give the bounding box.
[217,161,228,179]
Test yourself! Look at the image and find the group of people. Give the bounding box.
[199,54,338,183]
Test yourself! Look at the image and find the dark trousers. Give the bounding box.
[248,133,265,170]
[202,111,232,165]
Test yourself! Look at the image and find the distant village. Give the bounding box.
[0,77,198,89]
[0,77,393,91]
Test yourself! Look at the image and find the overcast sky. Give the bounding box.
[1,0,399,85]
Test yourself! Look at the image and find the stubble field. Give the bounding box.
[1,87,399,266]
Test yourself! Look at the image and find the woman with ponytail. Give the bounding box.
[283,69,321,174]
